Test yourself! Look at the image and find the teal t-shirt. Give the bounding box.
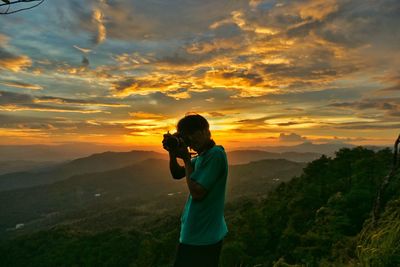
[179,145,229,245]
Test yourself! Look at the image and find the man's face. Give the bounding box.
[182,129,210,152]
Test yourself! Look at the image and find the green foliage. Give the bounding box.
[220,241,248,267]
[357,197,400,266]
[0,147,398,267]
[0,229,143,267]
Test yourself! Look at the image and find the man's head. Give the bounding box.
[177,114,213,153]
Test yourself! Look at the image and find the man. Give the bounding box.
[162,114,228,267]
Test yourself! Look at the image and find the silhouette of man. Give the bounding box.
[162,114,228,267]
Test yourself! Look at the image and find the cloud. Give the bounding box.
[0,0,399,146]
[312,136,368,143]
[0,34,8,44]
[186,36,243,55]
[73,45,92,54]
[116,89,246,120]
[92,7,106,45]
[128,111,167,120]
[278,132,307,142]
[35,95,129,107]
[185,23,244,55]
[113,52,153,66]
[297,0,339,21]
[205,69,263,87]
[28,1,380,98]
[379,84,400,92]
[110,77,175,97]
[229,113,320,136]
[96,0,248,41]
[264,87,363,103]
[0,113,134,136]
[277,121,308,126]
[0,33,32,72]
[316,0,400,49]
[373,73,400,94]
[0,113,61,125]
[0,80,42,90]
[333,122,400,130]
[0,48,32,72]
[0,91,127,114]
[207,112,225,117]
[237,115,279,125]
[55,0,248,45]
[328,98,400,118]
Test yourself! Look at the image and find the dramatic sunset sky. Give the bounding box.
[0,0,399,149]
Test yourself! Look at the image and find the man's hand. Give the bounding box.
[175,142,190,160]
[162,133,190,160]
[162,132,174,154]
[163,132,188,180]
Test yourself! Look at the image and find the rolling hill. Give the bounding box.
[0,160,58,175]
[226,150,321,164]
[247,141,356,155]
[1,147,396,266]
[0,150,167,191]
[0,143,134,162]
[0,157,305,239]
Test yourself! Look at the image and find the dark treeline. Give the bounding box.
[1,147,399,266]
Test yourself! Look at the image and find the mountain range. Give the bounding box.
[0,149,318,191]
[243,141,387,155]
[0,151,167,191]
[1,142,372,239]
[1,141,385,163]
[0,156,305,239]
[227,150,320,164]
[0,143,134,162]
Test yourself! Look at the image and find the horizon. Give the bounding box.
[1,0,399,148]
[0,139,393,154]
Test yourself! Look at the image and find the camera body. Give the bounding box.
[164,132,187,151]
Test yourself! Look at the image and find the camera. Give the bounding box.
[163,132,187,151]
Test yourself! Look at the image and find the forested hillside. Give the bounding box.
[1,147,398,267]
[0,158,304,239]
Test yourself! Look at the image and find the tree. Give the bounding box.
[0,0,44,15]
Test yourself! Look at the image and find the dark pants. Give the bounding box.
[173,240,223,267]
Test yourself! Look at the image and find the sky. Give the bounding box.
[0,0,399,149]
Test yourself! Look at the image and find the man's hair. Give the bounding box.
[177,114,209,135]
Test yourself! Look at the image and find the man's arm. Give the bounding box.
[182,156,207,201]
[163,133,185,179]
[162,133,206,199]
[169,153,185,179]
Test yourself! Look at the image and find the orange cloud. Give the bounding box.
[33,98,129,108]
[0,104,105,114]
[0,33,32,72]
[110,77,175,97]
[298,0,338,21]
[92,8,106,45]
[129,112,167,120]
[205,68,263,87]
[0,80,42,90]
[186,37,243,55]
[0,54,31,72]
[0,128,50,138]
